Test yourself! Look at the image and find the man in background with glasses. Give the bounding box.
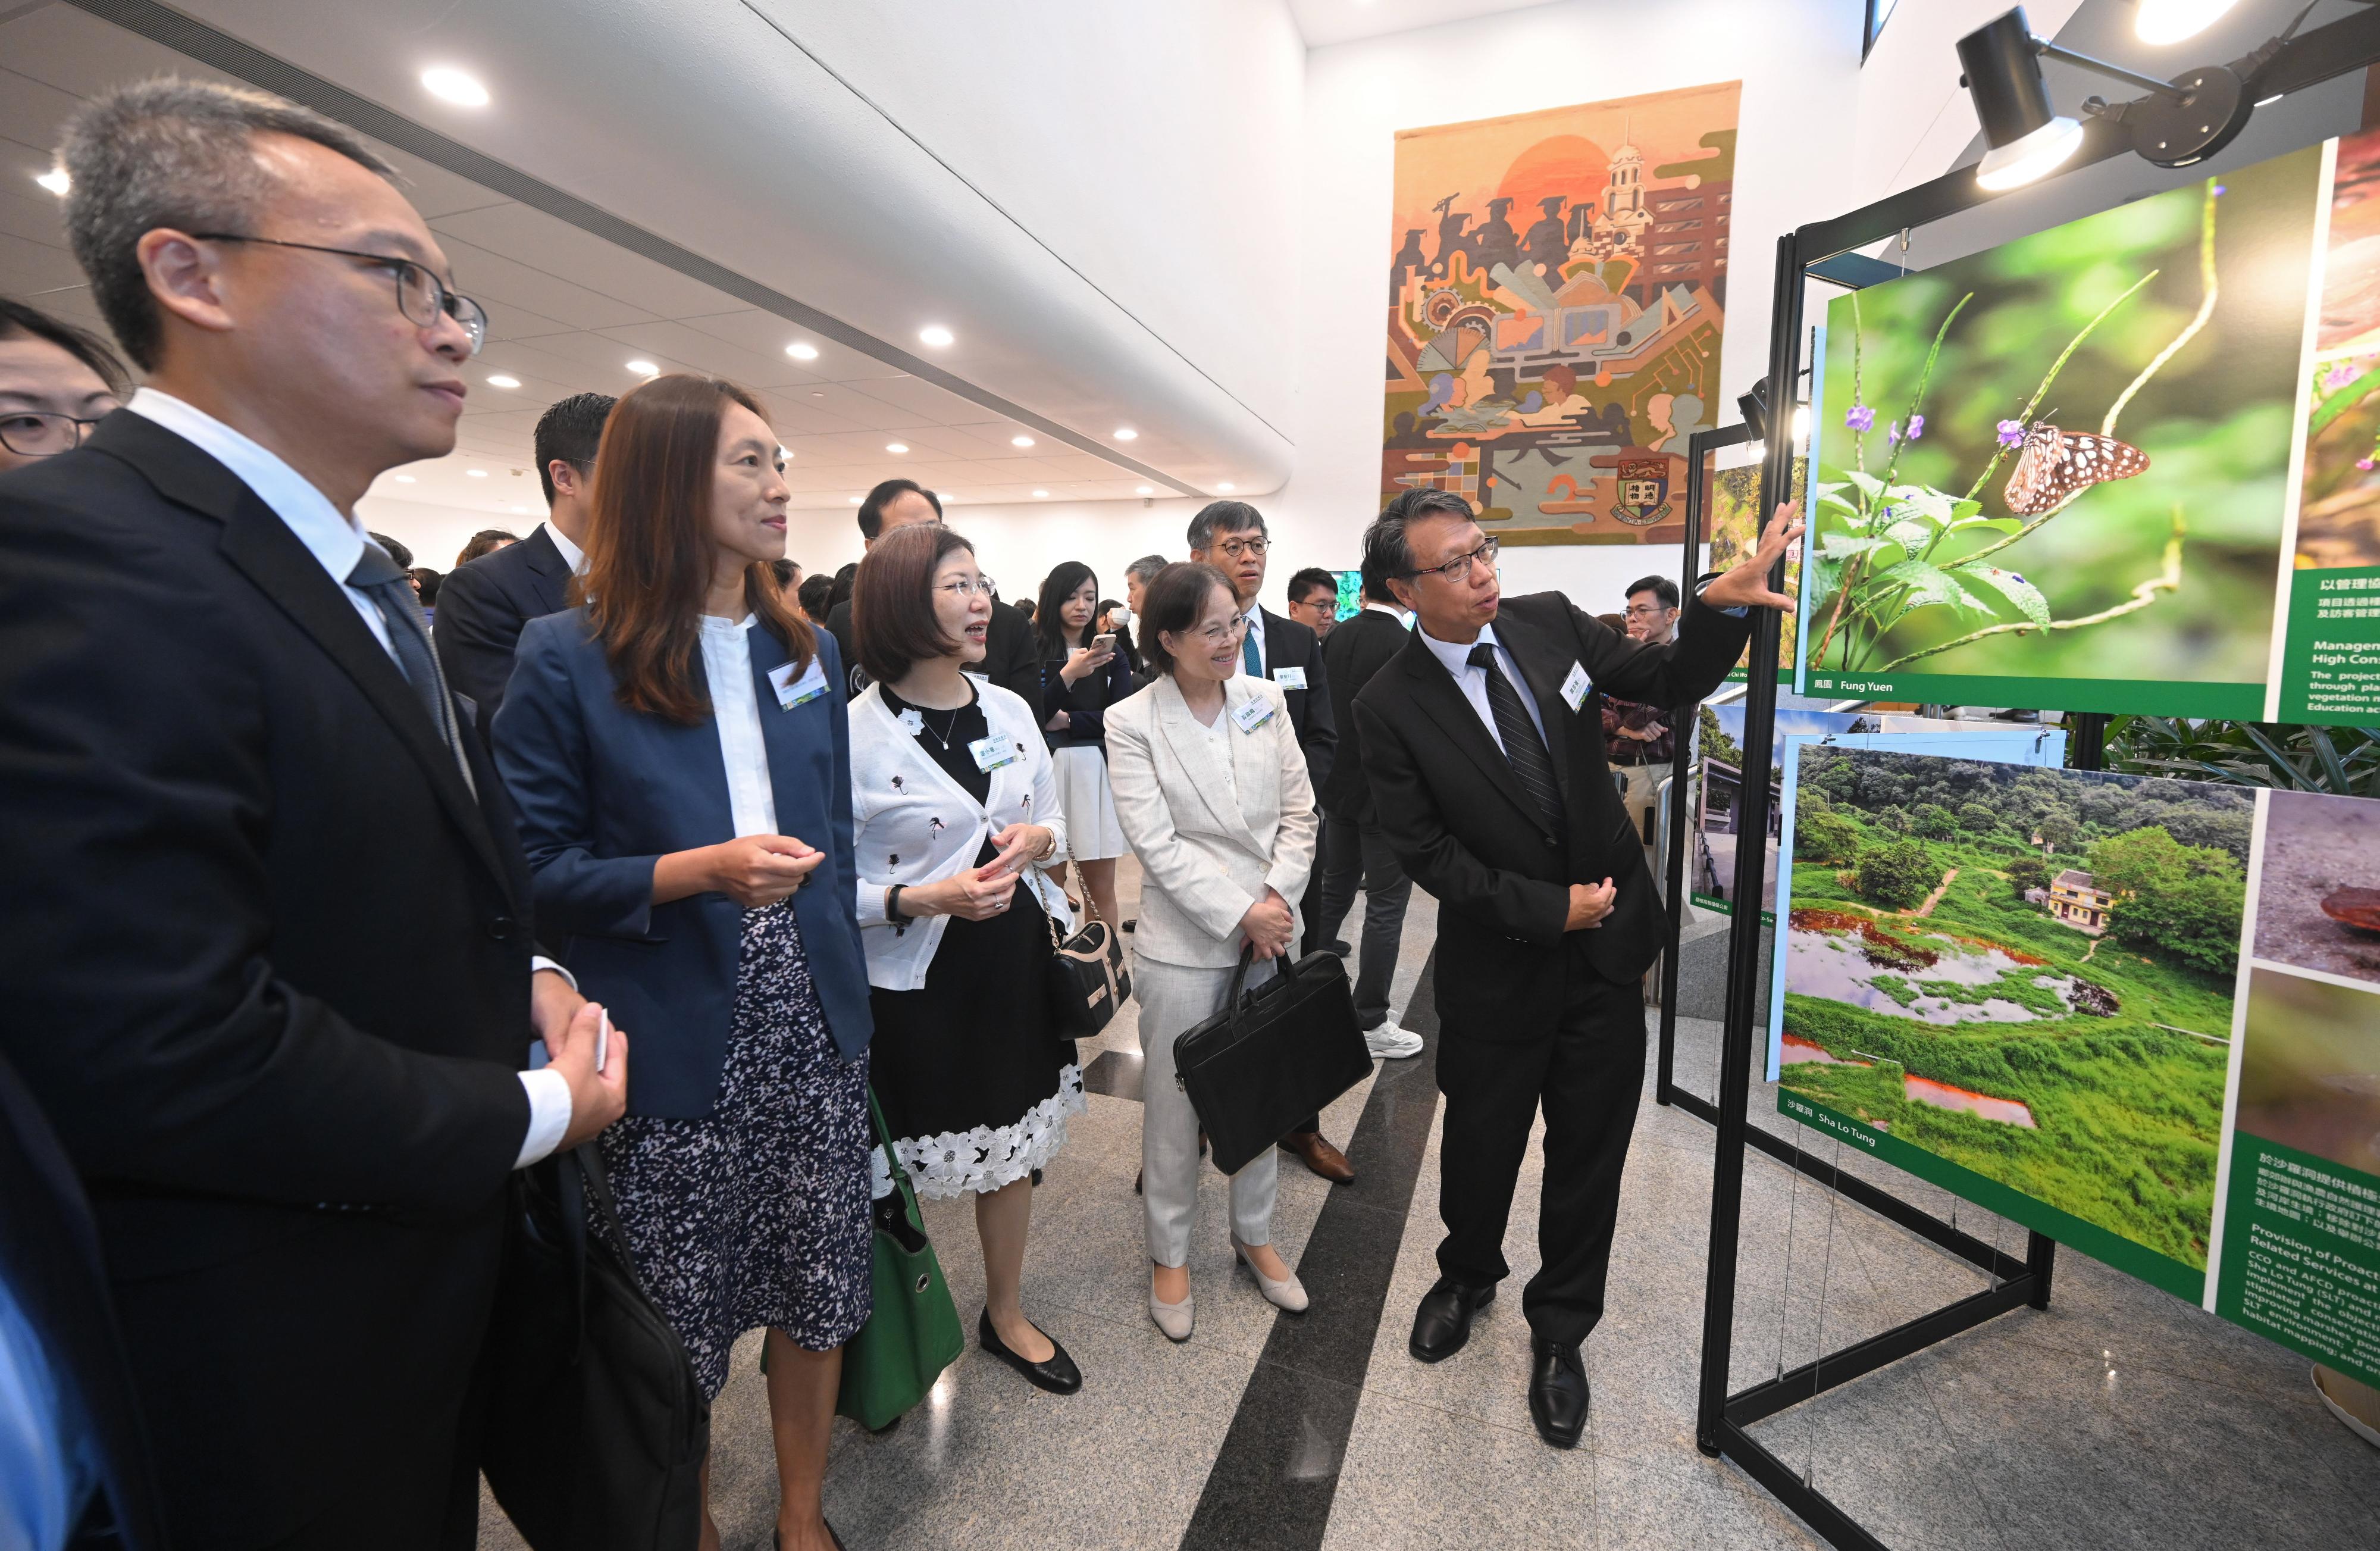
[1352,489,1797,1451]
[0,295,128,473]
[1186,500,1364,1183]
[1605,575,1684,902]
[0,79,626,1549]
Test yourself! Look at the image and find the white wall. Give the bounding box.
[355,493,542,575]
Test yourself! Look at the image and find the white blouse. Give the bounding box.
[699,614,778,837]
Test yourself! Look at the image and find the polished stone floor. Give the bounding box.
[481,866,2380,1550]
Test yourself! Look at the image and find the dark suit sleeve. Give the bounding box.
[988,603,1041,705]
[490,620,664,939]
[428,558,523,716]
[826,599,863,700]
[0,510,525,1211]
[1565,589,1752,709]
[1355,694,1569,945]
[1299,640,1336,795]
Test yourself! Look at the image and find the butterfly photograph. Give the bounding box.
[1800,138,2322,720]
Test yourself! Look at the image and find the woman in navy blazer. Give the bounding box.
[493,375,869,1551]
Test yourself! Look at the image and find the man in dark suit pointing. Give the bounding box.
[1353,487,1798,1448]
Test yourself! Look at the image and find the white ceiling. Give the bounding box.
[1288,0,1564,48]
[0,3,1182,515]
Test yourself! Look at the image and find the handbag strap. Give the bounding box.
[866,1085,917,1197]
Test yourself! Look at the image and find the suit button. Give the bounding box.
[1543,836,1557,849]
[485,914,517,941]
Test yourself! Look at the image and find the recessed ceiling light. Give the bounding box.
[810,391,826,398]
[785,342,819,361]
[421,67,490,107]
[918,324,954,348]
[35,168,69,195]
[511,504,528,512]
[1136,486,1153,495]
[1114,427,1138,442]
[848,496,863,505]
[1032,489,1049,498]
[625,359,659,377]
[1011,434,1035,448]
[1217,481,1235,492]
[885,442,909,454]
[466,468,488,478]
[394,474,417,483]
[486,373,520,389]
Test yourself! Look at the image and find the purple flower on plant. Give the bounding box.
[2328,362,2362,390]
[1907,414,1924,440]
[1887,420,1900,444]
[2359,457,2376,472]
[2212,183,2226,196]
[1846,404,1875,433]
[1997,418,2027,448]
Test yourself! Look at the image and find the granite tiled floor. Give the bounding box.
[481,866,2379,1549]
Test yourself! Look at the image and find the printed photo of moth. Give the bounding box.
[1802,141,2322,706]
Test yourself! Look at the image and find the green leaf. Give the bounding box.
[1946,512,2021,534]
[1806,554,1842,605]
[1844,470,1887,499]
[1818,533,1897,560]
[1875,559,1975,614]
[1885,484,1958,524]
[1883,517,1934,551]
[1961,566,2052,627]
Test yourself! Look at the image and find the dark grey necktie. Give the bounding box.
[347,540,474,792]
[1468,642,1561,830]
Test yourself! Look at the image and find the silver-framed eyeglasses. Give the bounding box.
[1404,534,1499,584]
[1623,602,1673,620]
[0,411,108,457]
[934,576,998,599]
[190,233,489,355]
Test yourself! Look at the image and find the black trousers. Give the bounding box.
[1313,809,1413,1031]
[1433,958,1645,1346]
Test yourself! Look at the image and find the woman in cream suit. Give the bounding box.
[1105,561,1319,1341]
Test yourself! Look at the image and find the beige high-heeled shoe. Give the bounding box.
[1230,1236,1310,1313]
[1150,1274,1194,1342]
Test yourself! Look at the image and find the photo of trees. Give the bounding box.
[1777,748,2252,1293]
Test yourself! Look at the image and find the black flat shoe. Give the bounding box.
[1408,1275,1494,1362]
[978,1308,1082,1394]
[1527,1336,1589,1449]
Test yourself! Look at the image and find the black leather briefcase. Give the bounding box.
[1173,946,1374,1175]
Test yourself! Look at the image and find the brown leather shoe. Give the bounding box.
[1283,1130,1355,1184]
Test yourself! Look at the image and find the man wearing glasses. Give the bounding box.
[1352,489,1798,1450]
[1186,501,1359,1184]
[0,80,627,1547]
[1605,575,1684,886]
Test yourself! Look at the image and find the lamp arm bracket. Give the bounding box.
[2032,36,2188,100]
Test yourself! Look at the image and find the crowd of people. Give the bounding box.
[0,74,1799,1551]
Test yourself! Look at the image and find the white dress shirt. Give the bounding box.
[1416,621,1552,753]
[123,389,573,1169]
[541,518,587,576]
[700,615,779,839]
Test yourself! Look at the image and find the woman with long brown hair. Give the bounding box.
[493,374,872,1551]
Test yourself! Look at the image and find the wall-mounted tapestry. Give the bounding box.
[1385,82,1741,546]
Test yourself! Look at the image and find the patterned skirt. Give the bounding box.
[597,899,872,1399]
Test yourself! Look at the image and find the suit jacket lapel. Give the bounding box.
[521,524,572,618]
[1154,677,1259,851]
[1391,633,1554,838]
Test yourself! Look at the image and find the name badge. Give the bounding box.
[1272,665,1308,690]
[1231,697,1276,733]
[1559,661,1591,712]
[969,734,1020,774]
[771,658,830,710]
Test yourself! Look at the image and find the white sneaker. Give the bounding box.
[1365,1019,1424,1059]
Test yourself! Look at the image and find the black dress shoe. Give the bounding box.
[1527,1336,1589,1448]
[1408,1275,1495,1362]
[978,1308,1082,1394]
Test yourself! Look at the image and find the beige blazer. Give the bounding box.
[1104,673,1318,970]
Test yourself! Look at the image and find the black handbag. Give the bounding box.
[1044,888,1131,1039]
[1172,946,1373,1175]
[478,1143,708,1551]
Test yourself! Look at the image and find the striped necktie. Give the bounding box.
[347,541,475,793]
[1468,643,1561,830]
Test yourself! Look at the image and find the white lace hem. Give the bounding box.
[870,1064,1086,1200]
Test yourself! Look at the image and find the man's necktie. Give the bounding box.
[1242,618,1262,678]
[347,541,475,793]
[1468,643,1561,830]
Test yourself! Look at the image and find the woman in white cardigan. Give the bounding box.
[1105,561,1320,1341]
[847,524,1086,1394]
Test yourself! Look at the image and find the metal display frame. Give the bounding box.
[1689,9,2380,1546]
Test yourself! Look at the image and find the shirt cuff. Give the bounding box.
[513,1068,574,1169]
[530,955,577,991]
[1692,579,1750,618]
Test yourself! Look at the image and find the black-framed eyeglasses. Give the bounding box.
[1403,534,1499,584]
[1213,536,1268,559]
[0,410,109,457]
[190,233,489,355]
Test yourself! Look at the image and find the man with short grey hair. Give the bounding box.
[0,77,627,1547]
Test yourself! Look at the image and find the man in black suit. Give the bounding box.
[827,477,1038,702]
[1312,528,1423,1060]
[1186,499,1352,1183]
[433,389,615,717]
[1353,487,1796,1448]
[0,79,628,1547]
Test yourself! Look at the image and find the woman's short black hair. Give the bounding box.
[1036,560,1097,654]
[1139,561,1235,678]
[0,295,131,396]
[797,572,834,620]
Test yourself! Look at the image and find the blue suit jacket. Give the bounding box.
[493,610,873,1118]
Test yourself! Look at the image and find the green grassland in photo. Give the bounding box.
[1778,749,2250,1284]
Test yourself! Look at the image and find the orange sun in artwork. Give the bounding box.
[1497,135,1612,229]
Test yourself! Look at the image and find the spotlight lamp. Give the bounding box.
[1956,2,2334,190]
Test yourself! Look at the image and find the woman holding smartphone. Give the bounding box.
[848,524,1085,1393]
[1035,561,1135,934]
[493,374,870,1551]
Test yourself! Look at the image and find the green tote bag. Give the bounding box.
[835,1088,964,1430]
